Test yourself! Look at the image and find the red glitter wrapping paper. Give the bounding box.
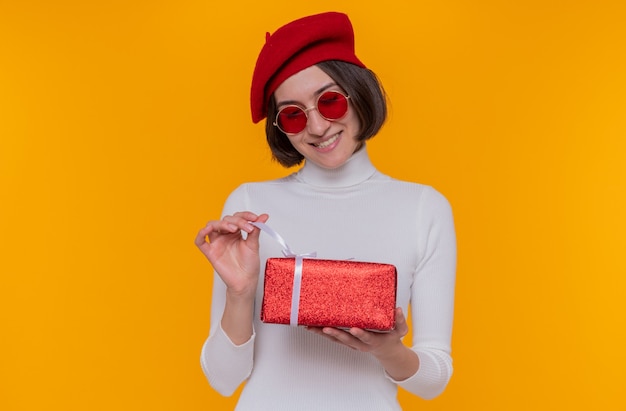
[261,258,397,331]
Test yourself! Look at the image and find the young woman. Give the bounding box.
[195,12,457,410]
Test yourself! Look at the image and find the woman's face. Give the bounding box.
[273,65,362,170]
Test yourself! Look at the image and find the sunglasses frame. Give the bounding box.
[273,90,350,135]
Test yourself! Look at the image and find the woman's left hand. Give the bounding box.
[307,307,419,380]
[306,307,409,358]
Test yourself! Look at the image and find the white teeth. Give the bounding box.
[315,134,339,148]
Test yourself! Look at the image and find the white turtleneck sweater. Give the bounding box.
[200,147,456,410]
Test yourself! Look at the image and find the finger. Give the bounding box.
[217,216,245,233]
[304,326,325,337]
[194,225,215,247]
[222,213,260,233]
[233,211,261,221]
[348,327,370,344]
[196,218,236,246]
[323,327,361,347]
[255,213,270,223]
[244,213,270,247]
[394,308,409,336]
[307,327,357,349]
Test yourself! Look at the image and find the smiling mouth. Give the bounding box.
[312,133,340,148]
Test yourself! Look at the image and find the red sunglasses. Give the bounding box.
[273,91,350,135]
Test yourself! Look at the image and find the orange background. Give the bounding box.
[1,1,625,410]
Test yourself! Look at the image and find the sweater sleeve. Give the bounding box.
[391,186,457,399]
[200,316,255,395]
[199,185,256,396]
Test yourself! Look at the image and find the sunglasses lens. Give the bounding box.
[317,91,348,120]
[276,106,307,134]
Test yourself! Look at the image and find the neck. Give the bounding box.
[295,146,377,188]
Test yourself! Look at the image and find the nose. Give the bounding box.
[305,107,331,136]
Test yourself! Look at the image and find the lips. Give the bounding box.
[312,132,340,148]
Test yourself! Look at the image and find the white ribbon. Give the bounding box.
[251,222,316,326]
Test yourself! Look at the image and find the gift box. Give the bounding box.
[261,257,397,331]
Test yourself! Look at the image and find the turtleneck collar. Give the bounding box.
[293,146,378,188]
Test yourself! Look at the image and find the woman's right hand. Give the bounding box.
[195,211,269,298]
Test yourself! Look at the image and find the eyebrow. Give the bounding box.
[275,82,338,107]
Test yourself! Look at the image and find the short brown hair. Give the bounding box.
[265,60,387,168]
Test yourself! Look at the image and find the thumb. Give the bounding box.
[394,307,409,336]
[246,214,269,246]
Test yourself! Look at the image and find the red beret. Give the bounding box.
[250,12,366,123]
